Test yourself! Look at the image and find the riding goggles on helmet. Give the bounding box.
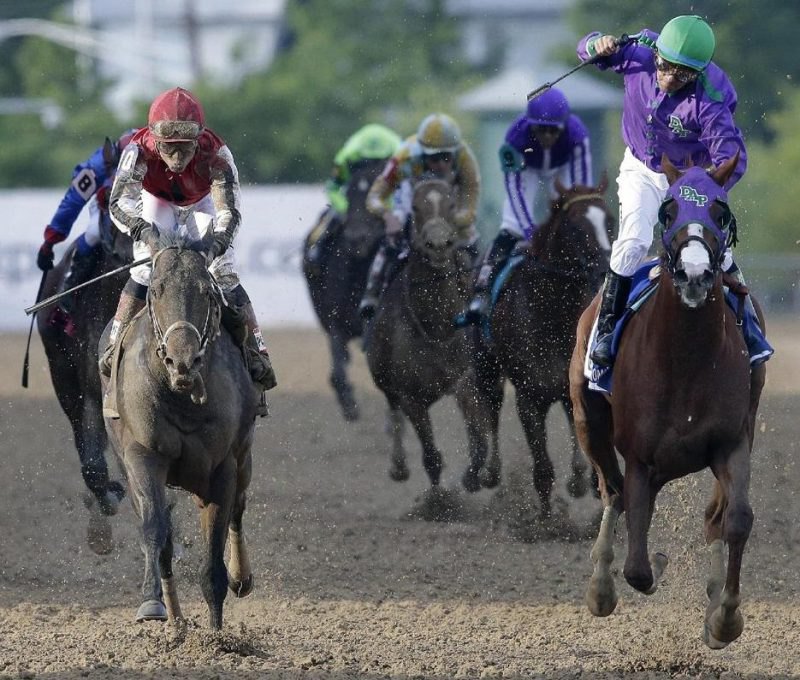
[150,120,203,142]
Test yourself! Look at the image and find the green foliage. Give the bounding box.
[568,0,800,143]
[734,88,800,254]
[193,0,483,184]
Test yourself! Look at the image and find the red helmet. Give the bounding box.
[148,87,205,142]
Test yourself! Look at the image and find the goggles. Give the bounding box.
[150,120,203,142]
[655,54,699,84]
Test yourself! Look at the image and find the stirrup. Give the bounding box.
[358,297,377,320]
[256,391,270,418]
[589,334,614,367]
[464,292,489,325]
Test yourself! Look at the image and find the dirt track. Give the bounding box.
[0,319,799,679]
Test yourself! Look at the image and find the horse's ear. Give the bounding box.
[710,150,740,188]
[554,177,568,197]
[598,170,608,194]
[660,153,683,185]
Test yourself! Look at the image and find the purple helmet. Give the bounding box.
[525,88,570,127]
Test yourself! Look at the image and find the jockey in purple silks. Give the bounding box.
[464,87,594,324]
[577,15,751,366]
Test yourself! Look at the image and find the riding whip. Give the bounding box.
[21,270,48,388]
[24,256,152,316]
[526,34,632,101]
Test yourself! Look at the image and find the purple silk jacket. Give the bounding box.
[577,29,747,190]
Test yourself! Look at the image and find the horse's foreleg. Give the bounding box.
[404,402,442,487]
[200,457,236,630]
[587,494,623,616]
[386,400,409,482]
[158,503,182,622]
[329,333,358,421]
[622,460,660,594]
[472,346,504,490]
[227,467,254,598]
[125,447,170,623]
[454,371,490,492]
[561,397,590,498]
[704,441,753,649]
[516,393,554,518]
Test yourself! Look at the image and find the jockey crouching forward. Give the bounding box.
[358,113,481,319]
[464,88,594,324]
[306,123,402,270]
[37,128,138,328]
[100,86,276,416]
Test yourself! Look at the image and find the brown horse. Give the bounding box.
[103,233,257,629]
[303,159,386,421]
[37,219,132,554]
[569,154,766,648]
[471,179,612,527]
[366,177,480,504]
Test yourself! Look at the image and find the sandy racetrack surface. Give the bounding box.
[0,319,798,679]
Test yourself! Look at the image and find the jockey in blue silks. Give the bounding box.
[464,87,594,324]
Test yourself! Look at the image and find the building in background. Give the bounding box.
[72,0,288,115]
[449,0,621,232]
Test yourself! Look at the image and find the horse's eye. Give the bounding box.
[658,199,675,226]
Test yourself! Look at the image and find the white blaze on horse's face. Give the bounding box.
[675,223,713,308]
[585,205,611,252]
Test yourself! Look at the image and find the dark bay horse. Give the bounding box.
[366,178,481,507]
[37,219,132,554]
[303,159,387,421]
[569,154,766,649]
[472,179,612,528]
[103,234,257,629]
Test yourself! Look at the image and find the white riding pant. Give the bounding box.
[82,197,102,247]
[130,190,239,292]
[612,148,732,276]
[500,165,571,239]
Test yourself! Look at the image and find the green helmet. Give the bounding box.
[656,15,715,71]
[416,113,462,154]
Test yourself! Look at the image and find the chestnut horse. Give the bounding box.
[569,154,766,649]
[303,159,386,421]
[471,179,612,525]
[103,233,257,629]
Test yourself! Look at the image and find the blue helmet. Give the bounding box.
[525,88,570,127]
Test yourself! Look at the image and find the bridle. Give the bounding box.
[147,247,222,361]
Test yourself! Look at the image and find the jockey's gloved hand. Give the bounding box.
[208,231,233,262]
[37,242,55,271]
[37,226,66,271]
[130,219,159,253]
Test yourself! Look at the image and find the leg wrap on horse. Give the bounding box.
[590,270,632,367]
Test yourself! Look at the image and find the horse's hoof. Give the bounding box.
[567,474,588,498]
[229,573,254,598]
[707,607,744,646]
[586,576,618,617]
[136,599,168,622]
[703,623,730,650]
[342,403,360,422]
[461,468,482,493]
[389,463,410,482]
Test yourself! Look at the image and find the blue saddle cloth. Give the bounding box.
[587,261,774,394]
[478,254,526,342]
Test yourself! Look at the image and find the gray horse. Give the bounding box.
[366,178,481,506]
[102,234,257,629]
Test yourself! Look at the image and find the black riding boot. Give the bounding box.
[589,270,632,367]
[358,241,395,320]
[307,211,343,268]
[464,229,520,325]
[60,246,101,314]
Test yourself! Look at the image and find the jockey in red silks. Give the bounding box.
[101,86,276,415]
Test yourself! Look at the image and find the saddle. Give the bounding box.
[585,261,774,395]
